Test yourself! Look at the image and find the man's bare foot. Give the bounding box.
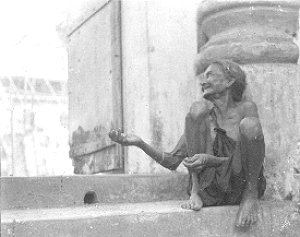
[181,193,203,211]
[235,194,259,227]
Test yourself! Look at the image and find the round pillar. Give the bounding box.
[196,0,300,201]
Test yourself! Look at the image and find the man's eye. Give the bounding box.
[206,72,214,78]
[197,74,204,81]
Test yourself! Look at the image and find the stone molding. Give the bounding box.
[195,0,300,74]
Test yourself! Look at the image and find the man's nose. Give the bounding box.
[197,75,208,86]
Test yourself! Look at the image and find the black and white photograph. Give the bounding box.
[1,0,300,236]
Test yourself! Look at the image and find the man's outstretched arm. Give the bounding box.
[109,129,186,170]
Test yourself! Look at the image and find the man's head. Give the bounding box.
[200,60,246,102]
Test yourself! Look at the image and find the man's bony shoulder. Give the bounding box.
[239,100,258,112]
[189,100,210,120]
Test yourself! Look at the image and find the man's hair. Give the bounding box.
[210,60,247,102]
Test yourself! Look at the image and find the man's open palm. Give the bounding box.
[109,129,142,146]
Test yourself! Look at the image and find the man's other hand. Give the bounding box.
[183,154,209,171]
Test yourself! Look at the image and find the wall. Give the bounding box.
[121,1,199,174]
[244,64,300,200]
[66,0,204,174]
[67,0,123,174]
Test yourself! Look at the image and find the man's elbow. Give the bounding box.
[162,161,179,171]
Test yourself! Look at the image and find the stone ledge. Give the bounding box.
[195,0,300,72]
[1,200,300,237]
[1,173,189,210]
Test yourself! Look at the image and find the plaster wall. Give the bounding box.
[121,1,199,174]
[243,64,300,199]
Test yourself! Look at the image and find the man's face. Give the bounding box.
[200,64,229,99]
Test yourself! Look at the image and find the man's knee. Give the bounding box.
[239,117,263,140]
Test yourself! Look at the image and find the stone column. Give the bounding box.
[196,0,300,201]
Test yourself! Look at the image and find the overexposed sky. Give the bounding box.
[0,0,70,81]
[0,0,201,81]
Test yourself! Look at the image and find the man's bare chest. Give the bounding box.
[208,111,242,142]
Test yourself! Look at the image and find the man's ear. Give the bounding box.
[226,78,236,88]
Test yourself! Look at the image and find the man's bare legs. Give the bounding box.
[181,113,205,211]
[181,172,203,211]
[235,117,265,227]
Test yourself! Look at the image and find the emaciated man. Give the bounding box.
[109,60,266,227]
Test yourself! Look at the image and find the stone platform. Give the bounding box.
[1,174,300,237]
[1,174,189,210]
[2,200,300,237]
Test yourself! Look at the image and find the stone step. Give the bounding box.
[1,173,189,210]
[1,200,300,237]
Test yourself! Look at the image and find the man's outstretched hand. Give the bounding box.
[109,129,142,146]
